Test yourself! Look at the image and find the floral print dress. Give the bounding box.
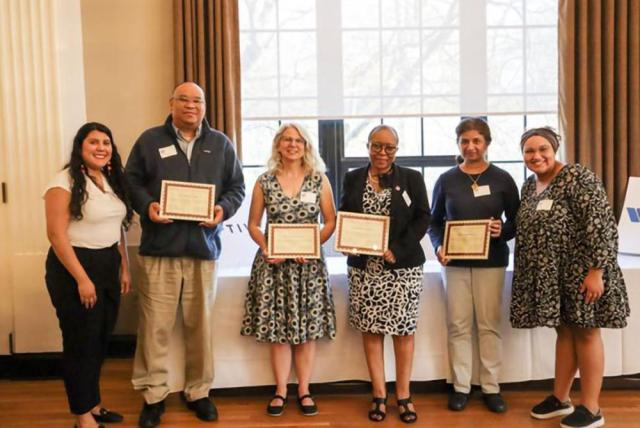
[241,172,336,344]
[510,164,629,328]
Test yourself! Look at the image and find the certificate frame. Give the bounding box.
[159,180,216,222]
[334,211,390,256]
[443,219,491,260]
[267,224,321,259]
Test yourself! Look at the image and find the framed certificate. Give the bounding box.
[159,180,216,222]
[334,211,390,256]
[267,224,321,259]
[443,219,491,259]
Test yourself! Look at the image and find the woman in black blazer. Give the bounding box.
[340,124,430,424]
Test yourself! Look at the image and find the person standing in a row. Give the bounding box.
[341,124,430,424]
[511,127,629,428]
[429,117,519,414]
[241,123,337,417]
[45,122,132,428]
[127,82,245,427]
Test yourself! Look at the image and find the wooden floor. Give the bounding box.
[1,359,639,428]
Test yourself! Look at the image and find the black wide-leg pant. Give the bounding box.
[45,245,121,415]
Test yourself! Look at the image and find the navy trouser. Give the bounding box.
[45,245,121,415]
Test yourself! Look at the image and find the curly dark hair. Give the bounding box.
[64,122,133,229]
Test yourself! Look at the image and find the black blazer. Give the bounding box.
[339,164,430,269]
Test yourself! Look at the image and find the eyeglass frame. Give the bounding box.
[367,141,398,155]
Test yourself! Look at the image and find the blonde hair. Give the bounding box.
[267,123,326,174]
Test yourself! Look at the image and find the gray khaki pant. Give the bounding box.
[132,256,218,404]
[443,266,505,394]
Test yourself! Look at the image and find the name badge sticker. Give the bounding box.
[300,191,316,203]
[402,190,412,207]
[473,185,491,198]
[159,145,178,159]
[536,199,553,211]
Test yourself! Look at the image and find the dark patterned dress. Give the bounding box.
[510,164,629,328]
[348,181,424,336]
[241,172,336,344]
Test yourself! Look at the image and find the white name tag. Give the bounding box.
[159,145,178,158]
[473,185,491,198]
[536,199,553,211]
[300,191,316,203]
[402,190,412,207]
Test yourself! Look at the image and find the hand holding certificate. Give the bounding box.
[334,211,390,256]
[443,219,491,260]
[159,180,216,222]
[267,224,321,259]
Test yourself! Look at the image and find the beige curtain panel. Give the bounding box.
[559,0,640,217]
[174,0,242,156]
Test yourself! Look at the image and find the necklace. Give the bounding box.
[367,171,379,182]
[465,172,483,191]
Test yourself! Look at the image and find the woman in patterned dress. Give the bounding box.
[241,123,337,417]
[340,124,430,423]
[428,117,519,414]
[511,127,629,428]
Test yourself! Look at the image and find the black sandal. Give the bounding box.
[368,396,387,422]
[397,397,418,424]
[266,394,287,416]
[297,394,318,416]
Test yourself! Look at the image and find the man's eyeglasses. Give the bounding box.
[174,96,205,105]
[368,142,398,155]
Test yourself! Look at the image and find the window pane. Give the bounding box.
[493,162,526,188]
[344,97,383,116]
[344,118,380,157]
[242,99,280,119]
[239,0,277,30]
[382,97,421,115]
[241,121,279,165]
[279,32,317,97]
[342,0,379,28]
[382,0,420,28]
[384,117,421,156]
[421,0,459,27]
[487,28,524,94]
[423,116,460,156]
[424,166,454,204]
[278,0,315,29]
[487,95,524,113]
[422,96,460,114]
[343,31,382,96]
[243,166,268,192]
[241,32,278,98]
[279,98,318,117]
[487,114,525,161]
[526,0,558,25]
[526,95,557,111]
[382,30,421,96]
[422,29,460,95]
[525,113,558,131]
[487,0,524,26]
[526,28,557,94]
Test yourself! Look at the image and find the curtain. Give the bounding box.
[174,0,242,156]
[559,0,640,217]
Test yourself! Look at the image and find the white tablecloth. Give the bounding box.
[163,256,640,390]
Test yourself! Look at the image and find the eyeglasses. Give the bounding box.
[281,136,306,145]
[368,142,398,155]
[174,96,205,105]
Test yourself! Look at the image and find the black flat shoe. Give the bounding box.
[92,408,124,423]
[397,397,418,424]
[138,401,164,428]
[297,394,318,416]
[368,396,387,422]
[266,394,287,416]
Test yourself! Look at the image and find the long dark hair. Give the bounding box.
[64,122,133,229]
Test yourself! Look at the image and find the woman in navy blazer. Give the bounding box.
[340,124,430,423]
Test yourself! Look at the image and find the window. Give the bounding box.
[239,0,558,200]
